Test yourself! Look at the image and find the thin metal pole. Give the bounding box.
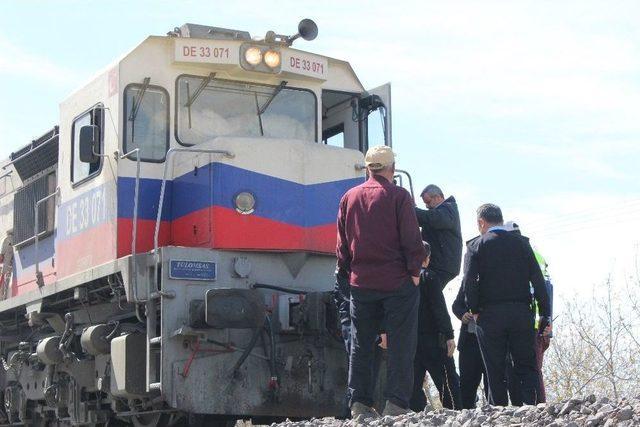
[153,147,234,260]
[148,147,233,305]
[35,188,59,288]
[120,149,144,302]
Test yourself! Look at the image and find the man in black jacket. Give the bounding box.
[462,204,551,406]
[415,185,462,291]
[410,242,462,411]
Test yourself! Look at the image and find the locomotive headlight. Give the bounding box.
[264,50,281,68]
[235,192,256,215]
[244,47,263,66]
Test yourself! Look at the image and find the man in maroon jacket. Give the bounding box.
[337,145,426,418]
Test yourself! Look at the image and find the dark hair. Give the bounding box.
[422,241,431,258]
[420,184,444,198]
[477,203,503,224]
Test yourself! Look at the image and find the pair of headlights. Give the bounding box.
[244,47,281,68]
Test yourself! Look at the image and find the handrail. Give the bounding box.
[153,147,234,259]
[394,173,404,188]
[144,147,234,301]
[0,170,13,199]
[35,188,60,288]
[120,148,145,302]
[395,169,415,200]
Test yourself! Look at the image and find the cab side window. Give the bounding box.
[123,83,169,162]
[71,106,103,184]
[321,90,360,151]
[322,124,345,147]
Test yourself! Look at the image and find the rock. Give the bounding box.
[580,406,592,415]
[585,415,601,427]
[598,404,614,414]
[597,397,611,405]
[514,405,532,417]
[617,407,634,421]
[271,396,640,427]
[559,401,576,416]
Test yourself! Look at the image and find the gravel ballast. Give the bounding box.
[272,396,640,426]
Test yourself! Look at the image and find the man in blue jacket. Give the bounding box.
[462,204,551,406]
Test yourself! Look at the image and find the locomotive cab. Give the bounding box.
[0,20,394,425]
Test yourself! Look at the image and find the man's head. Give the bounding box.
[420,184,444,209]
[364,146,395,180]
[476,203,503,235]
[422,241,431,268]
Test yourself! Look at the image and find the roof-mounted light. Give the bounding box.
[239,45,282,73]
[244,47,263,66]
[264,50,281,68]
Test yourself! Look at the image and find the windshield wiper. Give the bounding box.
[129,77,151,144]
[255,93,264,136]
[259,80,288,115]
[185,73,216,129]
[185,72,216,108]
[129,77,151,122]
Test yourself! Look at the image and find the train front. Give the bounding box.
[115,22,390,420]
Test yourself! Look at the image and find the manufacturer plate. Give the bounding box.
[169,260,217,281]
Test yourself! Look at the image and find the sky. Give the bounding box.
[1,0,640,313]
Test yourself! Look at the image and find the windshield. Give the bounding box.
[176,76,316,145]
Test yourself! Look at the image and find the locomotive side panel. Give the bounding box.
[55,68,120,282]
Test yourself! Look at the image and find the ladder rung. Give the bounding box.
[149,336,162,346]
[149,382,161,391]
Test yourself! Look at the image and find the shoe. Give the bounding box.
[350,402,380,419]
[382,400,413,417]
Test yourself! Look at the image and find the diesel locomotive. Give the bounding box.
[0,20,394,425]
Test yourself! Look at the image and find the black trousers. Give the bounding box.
[410,337,462,411]
[349,280,419,409]
[477,304,539,406]
[458,333,486,409]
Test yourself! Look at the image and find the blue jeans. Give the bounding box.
[348,279,419,409]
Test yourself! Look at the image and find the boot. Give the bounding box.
[350,402,380,419]
[382,400,413,417]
